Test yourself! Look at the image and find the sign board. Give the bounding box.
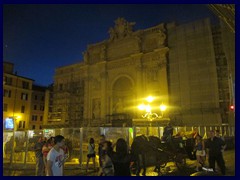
[4,117,14,130]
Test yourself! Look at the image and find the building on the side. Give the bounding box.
[3,62,34,130]
[29,85,47,130]
[3,61,54,130]
[167,18,235,126]
[50,17,234,127]
[43,84,56,126]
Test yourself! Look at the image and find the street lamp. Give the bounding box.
[138,96,167,125]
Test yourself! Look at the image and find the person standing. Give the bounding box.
[215,129,227,151]
[46,135,67,176]
[98,134,106,175]
[34,137,45,176]
[163,122,173,142]
[42,137,54,175]
[195,135,206,171]
[162,122,175,151]
[192,127,200,139]
[111,138,132,176]
[100,141,114,176]
[205,130,226,175]
[86,138,96,172]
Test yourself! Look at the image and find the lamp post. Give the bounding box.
[138,96,167,126]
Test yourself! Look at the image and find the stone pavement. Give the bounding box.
[3,149,235,176]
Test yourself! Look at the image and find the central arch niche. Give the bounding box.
[112,76,134,115]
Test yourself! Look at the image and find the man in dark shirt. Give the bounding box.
[163,122,175,151]
[163,122,173,142]
[205,130,226,175]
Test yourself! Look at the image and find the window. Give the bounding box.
[40,105,44,111]
[22,81,29,89]
[32,125,35,129]
[3,89,11,97]
[40,116,43,121]
[5,76,12,85]
[34,105,37,110]
[19,121,22,128]
[39,125,42,129]
[32,115,37,121]
[34,95,38,100]
[41,96,44,101]
[21,93,28,100]
[3,104,8,111]
[21,106,25,113]
[59,84,63,91]
[18,121,26,128]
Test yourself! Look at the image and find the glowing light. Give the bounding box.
[146,96,154,103]
[145,105,151,113]
[138,104,145,110]
[138,96,168,124]
[160,104,167,112]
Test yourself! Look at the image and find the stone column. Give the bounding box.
[100,63,108,121]
[132,53,143,114]
[83,73,91,125]
[155,47,169,104]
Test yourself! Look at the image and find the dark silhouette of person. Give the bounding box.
[205,130,226,175]
[111,138,132,176]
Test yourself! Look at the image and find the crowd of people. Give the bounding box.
[33,135,68,176]
[31,124,227,176]
[188,127,226,175]
[87,135,132,176]
[160,123,226,175]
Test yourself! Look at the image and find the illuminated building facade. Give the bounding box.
[3,62,34,130]
[51,17,234,127]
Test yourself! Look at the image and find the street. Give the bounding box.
[3,149,235,176]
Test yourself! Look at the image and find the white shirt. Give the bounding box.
[47,148,65,176]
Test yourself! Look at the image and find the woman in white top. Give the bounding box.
[86,138,96,172]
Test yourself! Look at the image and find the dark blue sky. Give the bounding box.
[3,4,218,86]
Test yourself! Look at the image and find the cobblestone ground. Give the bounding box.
[3,149,235,176]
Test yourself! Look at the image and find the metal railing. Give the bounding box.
[3,125,235,169]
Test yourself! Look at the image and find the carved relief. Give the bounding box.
[143,29,167,52]
[108,58,136,70]
[113,98,124,113]
[92,78,101,90]
[157,30,166,46]
[100,72,108,79]
[92,98,101,119]
[86,44,106,64]
[83,51,89,63]
[146,68,158,82]
[100,45,106,60]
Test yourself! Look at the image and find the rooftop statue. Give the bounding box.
[108,17,136,41]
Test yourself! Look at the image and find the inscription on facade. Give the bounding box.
[107,37,140,60]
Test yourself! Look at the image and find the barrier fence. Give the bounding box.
[3,125,235,169]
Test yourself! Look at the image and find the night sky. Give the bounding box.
[3,4,218,86]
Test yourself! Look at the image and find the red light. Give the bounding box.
[230,105,234,110]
